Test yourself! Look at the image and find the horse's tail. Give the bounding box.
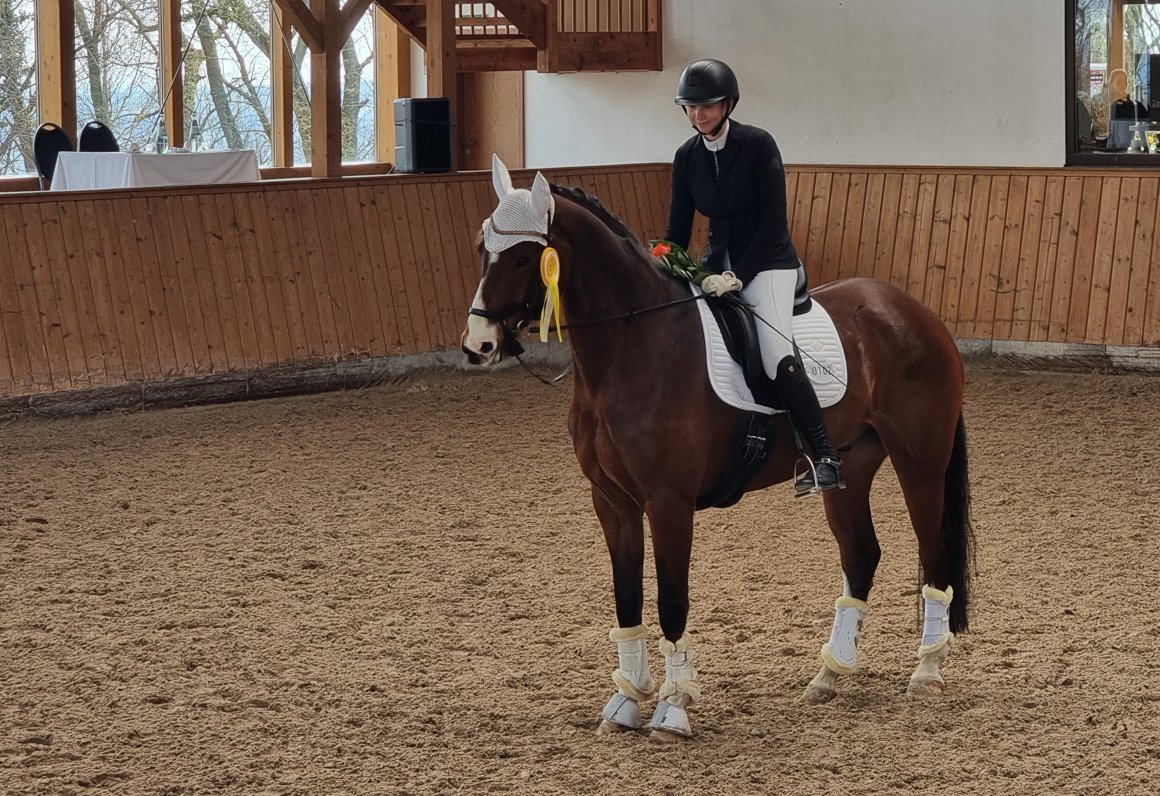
[943,413,975,633]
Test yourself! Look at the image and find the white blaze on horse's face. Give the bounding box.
[462,251,503,366]
[461,154,554,366]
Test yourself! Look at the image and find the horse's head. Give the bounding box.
[461,154,555,366]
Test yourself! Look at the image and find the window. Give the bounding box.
[0,0,37,177]
[1069,0,1160,164]
[285,6,378,166]
[182,0,273,163]
[0,0,400,185]
[342,5,376,163]
[75,0,161,151]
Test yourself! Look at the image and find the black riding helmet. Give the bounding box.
[674,59,740,109]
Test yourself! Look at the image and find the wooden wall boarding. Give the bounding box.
[0,164,1157,400]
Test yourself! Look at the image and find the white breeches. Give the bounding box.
[739,268,798,376]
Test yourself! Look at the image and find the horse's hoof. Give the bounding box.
[802,685,839,705]
[907,677,945,697]
[596,719,637,736]
[648,728,689,744]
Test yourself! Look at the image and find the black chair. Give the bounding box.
[32,122,74,189]
[79,120,120,153]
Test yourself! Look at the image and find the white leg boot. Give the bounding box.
[598,625,655,732]
[649,635,699,739]
[909,585,954,696]
[804,594,869,704]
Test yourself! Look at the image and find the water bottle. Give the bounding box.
[156,126,168,154]
[189,118,203,153]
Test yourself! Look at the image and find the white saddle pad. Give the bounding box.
[692,286,848,414]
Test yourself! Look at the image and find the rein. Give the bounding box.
[557,293,708,330]
[475,293,710,387]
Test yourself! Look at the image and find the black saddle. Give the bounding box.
[694,264,813,510]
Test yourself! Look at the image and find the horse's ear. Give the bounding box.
[530,171,551,220]
[492,153,514,199]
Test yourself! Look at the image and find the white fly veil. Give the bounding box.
[483,154,555,254]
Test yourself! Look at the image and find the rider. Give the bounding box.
[664,58,844,495]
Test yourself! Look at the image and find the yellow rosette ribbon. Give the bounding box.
[539,246,564,342]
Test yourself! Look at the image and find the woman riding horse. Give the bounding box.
[666,58,843,496]
[463,156,973,740]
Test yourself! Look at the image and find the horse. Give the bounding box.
[461,157,974,742]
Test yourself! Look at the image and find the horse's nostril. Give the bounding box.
[480,341,494,354]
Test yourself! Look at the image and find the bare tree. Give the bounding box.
[0,0,35,174]
[0,0,376,172]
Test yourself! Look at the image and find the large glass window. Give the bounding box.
[75,0,162,150]
[182,0,273,162]
[343,5,376,163]
[1071,0,1160,164]
[0,0,398,184]
[0,0,37,176]
[285,9,377,166]
[285,27,310,166]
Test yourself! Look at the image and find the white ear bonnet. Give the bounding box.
[484,154,555,254]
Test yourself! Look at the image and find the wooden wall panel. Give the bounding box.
[3,163,1160,402]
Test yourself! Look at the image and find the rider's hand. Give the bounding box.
[700,271,743,296]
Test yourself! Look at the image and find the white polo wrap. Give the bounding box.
[658,635,700,703]
[918,584,954,657]
[820,595,869,674]
[609,624,655,701]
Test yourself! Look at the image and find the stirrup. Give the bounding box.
[794,456,845,498]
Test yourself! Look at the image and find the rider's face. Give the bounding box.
[685,100,728,139]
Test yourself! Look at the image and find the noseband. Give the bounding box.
[468,304,531,357]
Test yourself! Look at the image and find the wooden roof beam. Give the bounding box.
[489,0,548,49]
[340,0,376,44]
[274,0,324,52]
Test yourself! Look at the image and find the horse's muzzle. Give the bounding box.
[461,329,503,367]
[462,343,490,366]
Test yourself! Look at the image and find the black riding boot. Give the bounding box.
[775,356,845,496]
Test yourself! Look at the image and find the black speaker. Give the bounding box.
[394,97,452,173]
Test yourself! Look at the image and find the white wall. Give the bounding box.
[524,0,1063,168]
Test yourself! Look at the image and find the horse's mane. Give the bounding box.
[550,184,650,256]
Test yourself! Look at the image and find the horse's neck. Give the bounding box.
[557,203,680,321]
[555,202,696,391]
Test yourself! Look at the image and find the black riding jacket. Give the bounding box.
[664,121,799,282]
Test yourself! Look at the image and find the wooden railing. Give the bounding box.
[2,162,1159,404]
[456,3,520,38]
[557,0,660,32]
[542,0,661,71]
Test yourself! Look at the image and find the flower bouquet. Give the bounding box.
[649,240,712,286]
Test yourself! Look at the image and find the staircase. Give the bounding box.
[373,0,662,73]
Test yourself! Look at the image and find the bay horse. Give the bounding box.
[462,157,974,742]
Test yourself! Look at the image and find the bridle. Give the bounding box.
[469,211,555,358]
[471,200,709,384]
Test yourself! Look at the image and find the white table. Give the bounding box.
[51,150,261,191]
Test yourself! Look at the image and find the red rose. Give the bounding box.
[652,242,672,257]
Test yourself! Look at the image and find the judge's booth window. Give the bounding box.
[1073,1,1160,161]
